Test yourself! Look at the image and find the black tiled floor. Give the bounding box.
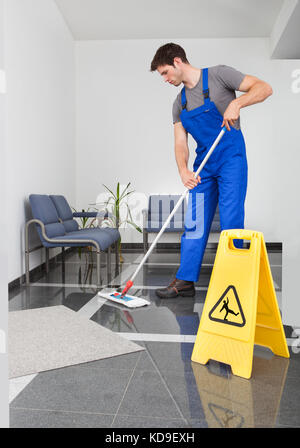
[9,285,98,312]
[9,247,300,428]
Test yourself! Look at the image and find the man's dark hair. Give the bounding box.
[150,43,189,72]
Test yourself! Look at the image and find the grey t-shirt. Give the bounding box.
[172,65,245,130]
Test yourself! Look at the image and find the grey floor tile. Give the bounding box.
[78,345,155,373]
[10,365,134,415]
[158,370,209,423]
[284,350,300,378]
[78,352,142,371]
[10,407,114,428]
[143,343,196,376]
[275,423,300,428]
[112,415,189,428]
[135,351,157,372]
[277,376,300,427]
[188,419,209,428]
[117,369,183,420]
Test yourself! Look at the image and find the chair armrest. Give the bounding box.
[73,211,99,218]
[73,211,114,219]
[25,219,101,251]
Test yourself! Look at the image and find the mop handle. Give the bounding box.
[130,127,226,284]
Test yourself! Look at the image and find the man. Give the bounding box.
[150,43,272,299]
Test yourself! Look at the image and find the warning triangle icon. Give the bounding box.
[208,285,246,327]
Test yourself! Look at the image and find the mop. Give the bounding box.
[98,127,226,308]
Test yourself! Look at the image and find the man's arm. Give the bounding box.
[222,75,273,130]
[174,122,200,189]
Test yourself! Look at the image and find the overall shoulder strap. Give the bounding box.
[181,87,187,110]
[202,68,210,103]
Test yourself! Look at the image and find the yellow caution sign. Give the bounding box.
[191,229,289,379]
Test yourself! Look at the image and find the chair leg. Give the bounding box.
[61,247,65,283]
[96,251,101,286]
[25,223,30,284]
[107,246,111,285]
[143,230,148,255]
[115,242,119,266]
[45,248,50,274]
[25,250,30,285]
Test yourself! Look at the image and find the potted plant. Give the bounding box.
[92,182,142,263]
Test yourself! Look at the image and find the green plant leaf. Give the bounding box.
[103,184,116,199]
[119,182,131,200]
[125,204,133,221]
[119,191,135,203]
[126,220,142,233]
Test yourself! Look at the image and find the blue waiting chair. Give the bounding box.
[25,194,120,286]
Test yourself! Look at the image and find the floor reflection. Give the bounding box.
[191,355,290,427]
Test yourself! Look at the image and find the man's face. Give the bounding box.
[157,64,183,87]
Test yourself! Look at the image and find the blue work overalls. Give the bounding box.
[176,68,248,282]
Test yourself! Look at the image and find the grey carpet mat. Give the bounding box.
[9,305,144,378]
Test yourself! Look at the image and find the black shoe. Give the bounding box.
[155,278,195,299]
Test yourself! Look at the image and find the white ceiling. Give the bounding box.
[55,0,284,40]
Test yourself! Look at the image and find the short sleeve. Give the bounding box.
[172,95,182,124]
[214,65,246,91]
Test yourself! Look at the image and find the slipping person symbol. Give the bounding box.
[220,297,239,321]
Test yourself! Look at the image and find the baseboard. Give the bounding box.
[121,242,282,252]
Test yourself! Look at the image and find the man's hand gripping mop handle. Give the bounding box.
[120,127,227,298]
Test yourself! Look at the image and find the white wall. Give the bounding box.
[0,0,8,429]
[74,38,289,241]
[5,0,76,282]
[75,39,300,326]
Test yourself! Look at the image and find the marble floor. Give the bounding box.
[8,247,300,428]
